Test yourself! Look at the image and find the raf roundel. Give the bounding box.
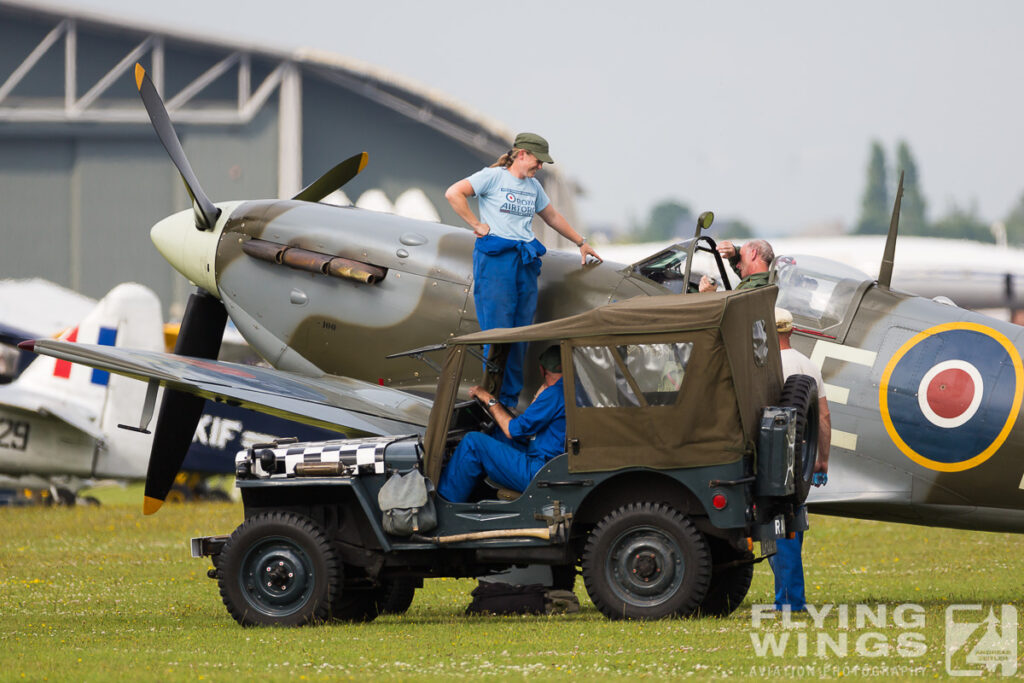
[506,192,516,203]
[917,360,983,428]
[879,322,1024,472]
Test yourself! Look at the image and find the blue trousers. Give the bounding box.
[769,531,805,611]
[473,247,540,407]
[438,432,545,503]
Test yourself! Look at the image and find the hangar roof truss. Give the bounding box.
[0,17,291,125]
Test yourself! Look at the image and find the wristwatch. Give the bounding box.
[575,236,587,247]
[487,398,498,407]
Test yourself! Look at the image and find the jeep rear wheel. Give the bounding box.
[780,374,819,504]
[582,502,710,620]
[696,536,755,617]
[218,512,339,627]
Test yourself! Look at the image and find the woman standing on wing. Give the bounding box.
[446,133,601,409]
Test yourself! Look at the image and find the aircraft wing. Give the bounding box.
[26,340,432,437]
[0,386,105,442]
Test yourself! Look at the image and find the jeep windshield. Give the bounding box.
[630,237,735,294]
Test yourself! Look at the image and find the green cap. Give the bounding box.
[514,132,554,164]
[539,345,562,373]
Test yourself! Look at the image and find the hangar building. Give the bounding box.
[0,1,580,317]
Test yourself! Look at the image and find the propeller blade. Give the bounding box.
[143,289,227,515]
[292,152,369,202]
[134,63,221,231]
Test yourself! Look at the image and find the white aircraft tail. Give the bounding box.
[16,283,163,478]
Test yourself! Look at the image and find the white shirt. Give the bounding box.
[781,347,826,400]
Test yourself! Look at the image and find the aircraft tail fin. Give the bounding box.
[18,283,164,478]
[878,171,905,289]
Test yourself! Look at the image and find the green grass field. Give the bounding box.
[1,487,1021,681]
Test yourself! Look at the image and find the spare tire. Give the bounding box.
[780,374,818,504]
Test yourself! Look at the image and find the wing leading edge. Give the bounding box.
[25,340,432,437]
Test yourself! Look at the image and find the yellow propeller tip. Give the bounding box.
[143,495,164,515]
[358,152,368,173]
[134,63,146,91]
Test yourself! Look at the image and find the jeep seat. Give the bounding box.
[484,477,522,501]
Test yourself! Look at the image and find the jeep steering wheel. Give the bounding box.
[471,395,496,432]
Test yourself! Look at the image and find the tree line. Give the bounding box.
[622,201,753,243]
[627,140,1024,245]
[856,139,1024,245]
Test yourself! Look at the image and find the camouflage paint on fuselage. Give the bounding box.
[214,199,663,398]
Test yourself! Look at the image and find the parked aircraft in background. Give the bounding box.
[0,281,337,505]
[0,278,98,384]
[0,321,38,382]
[0,283,162,503]
[21,63,1024,536]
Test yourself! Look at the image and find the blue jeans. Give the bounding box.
[438,432,545,503]
[473,245,541,408]
[769,532,806,611]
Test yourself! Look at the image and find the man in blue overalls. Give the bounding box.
[445,133,601,409]
[772,307,832,611]
[439,346,566,503]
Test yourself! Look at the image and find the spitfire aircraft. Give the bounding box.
[20,62,1024,534]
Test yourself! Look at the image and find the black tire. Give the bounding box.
[165,483,192,504]
[582,502,710,620]
[376,578,417,615]
[780,374,819,504]
[332,587,381,623]
[204,489,232,503]
[218,511,339,627]
[550,564,577,592]
[696,536,754,617]
[55,487,76,506]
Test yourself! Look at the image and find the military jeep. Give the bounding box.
[192,285,818,625]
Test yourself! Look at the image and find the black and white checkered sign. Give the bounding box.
[239,436,391,478]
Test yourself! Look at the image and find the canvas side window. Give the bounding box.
[751,319,768,367]
[572,346,640,408]
[616,343,692,406]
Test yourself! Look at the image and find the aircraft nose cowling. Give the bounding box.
[151,201,241,298]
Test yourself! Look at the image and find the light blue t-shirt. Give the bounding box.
[467,166,550,242]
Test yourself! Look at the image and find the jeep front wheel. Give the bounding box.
[582,502,710,620]
[377,578,417,615]
[218,511,339,627]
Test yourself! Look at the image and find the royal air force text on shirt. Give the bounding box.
[499,189,536,216]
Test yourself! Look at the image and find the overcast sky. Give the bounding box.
[53,0,1024,235]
